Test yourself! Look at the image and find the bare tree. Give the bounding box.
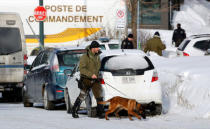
[126,0,138,49]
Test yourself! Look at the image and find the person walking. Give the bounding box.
[144,31,166,56]
[72,41,104,119]
[172,23,186,47]
[121,34,134,49]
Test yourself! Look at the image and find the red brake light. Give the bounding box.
[56,90,63,93]
[183,52,189,56]
[152,77,158,82]
[24,54,28,60]
[100,78,105,84]
[151,71,158,82]
[51,65,59,72]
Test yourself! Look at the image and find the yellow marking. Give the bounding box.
[26,28,101,43]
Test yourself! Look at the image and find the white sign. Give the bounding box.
[116,9,126,30]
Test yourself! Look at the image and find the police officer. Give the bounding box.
[121,34,134,49]
[144,31,166,56]
[72,41,104,118]
[172,23,186,47]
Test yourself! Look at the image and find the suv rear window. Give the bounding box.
[178,39,190,51]
[193,40,210,51]
[101,55,154,76]
[57,50,86,67]
[0,27,22,55]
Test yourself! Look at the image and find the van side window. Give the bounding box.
[32,52,43,68]
[193,40,209,51]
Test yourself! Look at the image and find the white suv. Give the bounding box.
[176,34,210,56]
[81,38,120,50]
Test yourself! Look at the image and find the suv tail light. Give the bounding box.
[51,55,60,72]
[151,71,158,82]
[100,78,105,84]
[24,54,28,75]
[183,52,189,56]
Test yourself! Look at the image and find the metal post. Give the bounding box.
[137,0,140,49]
[39,0,44,50]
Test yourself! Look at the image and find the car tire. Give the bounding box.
[43,88,55,110]
[22,86,33,107]
[87,107,97,117]
[154,104,162,115]
[64,88,72,114]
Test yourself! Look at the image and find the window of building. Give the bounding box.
[140,0,161,25]
[127,0,161,27]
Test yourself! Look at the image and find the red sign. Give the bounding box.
[117,9,124,18]
[34,6,47,21]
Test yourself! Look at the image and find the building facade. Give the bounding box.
[127,0,184,30]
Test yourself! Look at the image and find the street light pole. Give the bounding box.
[39,0,44,50]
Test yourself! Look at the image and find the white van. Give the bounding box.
[0,12,27,101]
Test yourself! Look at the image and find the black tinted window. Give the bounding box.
[32,53,43,68]
[101,55,154,76]
[99,45,106,50]
[57,50,86,67]
[178,39,190,51]
[193,40,209,51]
[108,44,119,49]
[40,51,50,64]
[0,27,22,55]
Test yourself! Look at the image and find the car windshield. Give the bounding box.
[57,50,86,67]
[178,39,190,51]
[0,27,22,55]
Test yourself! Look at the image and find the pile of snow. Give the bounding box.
[150,55,210,119]
[172,0,210,35]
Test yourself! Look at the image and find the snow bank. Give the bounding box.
[172,0,210,35]
[150,56,210,119]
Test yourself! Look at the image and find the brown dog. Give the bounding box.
[98,96,145,120]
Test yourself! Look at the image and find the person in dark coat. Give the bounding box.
[121,34,134,49]
[72,41,104,119]
[172,23,186,47]
[144,31,166,56]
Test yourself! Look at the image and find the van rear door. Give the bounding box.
[0,13,26,83]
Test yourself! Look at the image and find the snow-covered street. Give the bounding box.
[0,103,210,129]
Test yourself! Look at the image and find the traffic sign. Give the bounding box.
[34,6,47,21]
[117,9,125,18]
[116,9,126,30]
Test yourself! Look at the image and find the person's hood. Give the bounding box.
[153,35,160,38]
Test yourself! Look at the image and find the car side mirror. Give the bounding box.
[64,69,73,76]
[24,65,31,71]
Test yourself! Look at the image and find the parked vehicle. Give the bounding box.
[176,34,210,56]
[81,39,120,50]
[64,49,162,116]
[23,47,86,110]
[0,12,27,101]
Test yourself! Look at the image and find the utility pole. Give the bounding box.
[39,0,44,50]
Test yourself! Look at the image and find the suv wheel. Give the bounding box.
[154,104,162,115]
[22,86,33,107]
[43,88,54,110]
[64,88,72,113]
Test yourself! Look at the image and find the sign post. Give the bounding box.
[116,9,126,48]
[34,0,46,50]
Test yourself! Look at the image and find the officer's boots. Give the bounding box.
[72,98,82,118]
[96,97,105,119]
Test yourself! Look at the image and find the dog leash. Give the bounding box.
[104,81,129,97]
